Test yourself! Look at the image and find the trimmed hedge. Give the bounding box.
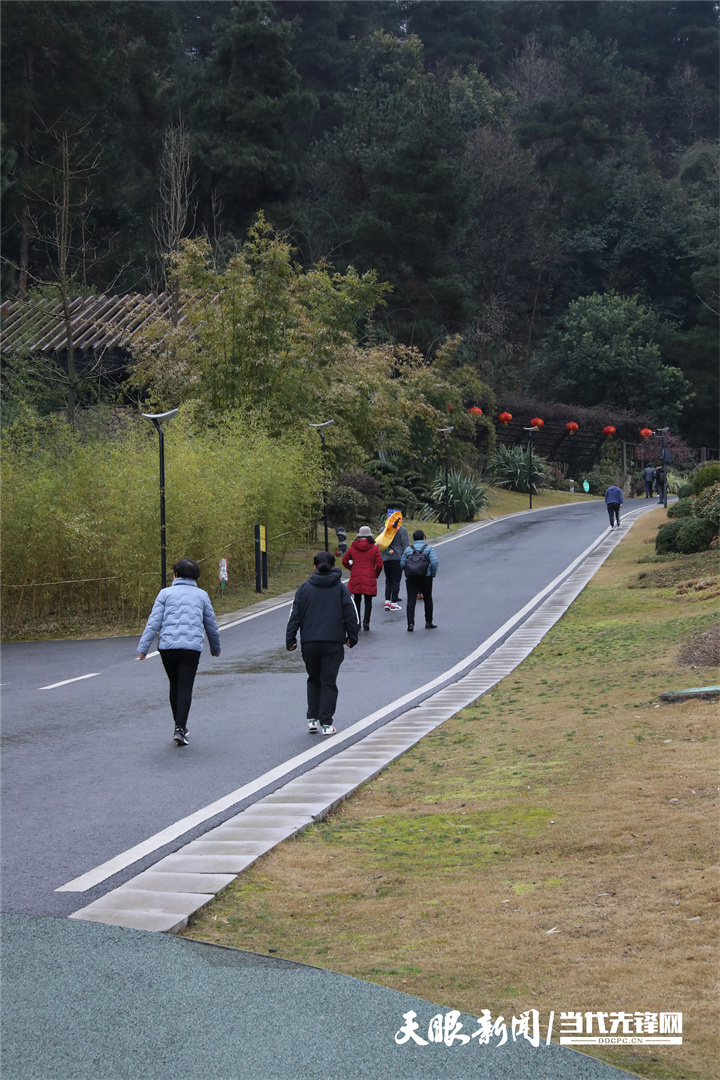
[667,497,695,519]
[656,517,716,555]
[677,483,694,499]
[692,463,720,495]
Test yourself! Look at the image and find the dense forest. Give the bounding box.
[2,0,718,445]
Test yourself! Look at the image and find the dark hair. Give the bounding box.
[413,529,426,541]
[313,551,335,572]
[173,558,201,580]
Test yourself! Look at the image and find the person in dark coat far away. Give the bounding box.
[604,484,624,528]
[137,557,221,746]
[286,551,359,736]
[342,525,384,630]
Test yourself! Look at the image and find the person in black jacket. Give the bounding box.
[286,551,359,736]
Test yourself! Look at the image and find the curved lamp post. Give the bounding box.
[142,409,179,588]
[524,419,544,510]
[310,420,334,551]
[437,426,454,528]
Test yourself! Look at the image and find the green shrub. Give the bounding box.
[485,445,553,494]
[692,480,720,533]
[655,520,683,555]
[667,497,694,519]
[677,483,694,499]
[325,484,369,528]
[674,518,717,554]
[692,463,720,495]
[423,470,488,523]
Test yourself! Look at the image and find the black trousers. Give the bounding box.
[301,641,344,723]
[606,501,621,526]
[644,480,653,497]
[353,593,373,628]
[159,648,200,730]
[406,577,433,626]
[383,561,402,602]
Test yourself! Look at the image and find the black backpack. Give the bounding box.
[404,543,430,579]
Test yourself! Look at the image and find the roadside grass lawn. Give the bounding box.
[183,508,719,1080]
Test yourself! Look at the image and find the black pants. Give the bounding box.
[159,648,200,730]
[606,501,621,526]
[406,577,433,626]
[353,593,373,628]
[644,480,653,497]
[383,561,402,602]
[301,641,344,723]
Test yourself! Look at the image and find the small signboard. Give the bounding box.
[660,448,674,463]
[218,558,228,592]
[582,480,590,493]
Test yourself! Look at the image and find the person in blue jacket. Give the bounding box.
[400,529,439,631]
[137,558,221,746]
[604,484,624,529]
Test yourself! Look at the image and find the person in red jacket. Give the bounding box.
[342,526,384,631]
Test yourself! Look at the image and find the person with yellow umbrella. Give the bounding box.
[376,509,410,612]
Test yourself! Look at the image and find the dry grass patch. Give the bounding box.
[184,508,719,1080]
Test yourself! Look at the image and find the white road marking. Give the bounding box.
[39,673,100,690]
[56,516,636,894]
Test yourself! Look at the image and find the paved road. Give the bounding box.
[2,502,645,919]
[2,501,652,1080]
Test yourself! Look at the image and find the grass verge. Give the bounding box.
[183,508,719,1080]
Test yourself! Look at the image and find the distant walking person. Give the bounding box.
[342,526,383,630]
[655,465,665,504]
[137,558,221,746]
[642,465,655,498]
[400,530,439,631]
[379,510,410,611]
[286,551,359,735]
[604,484,624,529]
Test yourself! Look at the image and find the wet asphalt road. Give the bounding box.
[3,501,625,919]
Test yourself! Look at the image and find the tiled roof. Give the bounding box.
[0,293,180,355]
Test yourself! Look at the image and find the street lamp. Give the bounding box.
[310,420,334,551]
[142,409,179,588]
[438,426,454,529]
[523,419,544,510]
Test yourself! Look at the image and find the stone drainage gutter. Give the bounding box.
[69,515,644,934]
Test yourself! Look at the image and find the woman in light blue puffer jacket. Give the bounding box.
[138,558,221,745]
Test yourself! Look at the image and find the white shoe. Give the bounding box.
[308,719,319,733]
[389,602,401,611]
[392,601,402,609]
[384,601,392,610]
[320,723,336,736]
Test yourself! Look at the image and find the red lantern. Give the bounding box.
[468,406,483,416]
[530,417,544,429]
[565,421,579,436]
[603,425,616,439]
[447,404,455,414]
[639,428,653,441]
[498,411,512,426]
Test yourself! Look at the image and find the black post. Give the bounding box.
[662,433,668,509]
[254,524,262,593]
[320,431,329,552]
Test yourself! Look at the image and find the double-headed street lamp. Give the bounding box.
[142,409,179,588]
[310,420,334,551]
[437,426,454,529]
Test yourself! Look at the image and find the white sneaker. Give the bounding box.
[384,600,392,610]
[308,719,319,733]
[389,602,401,611]
[320,723,336,736]
[392,601,402,609]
